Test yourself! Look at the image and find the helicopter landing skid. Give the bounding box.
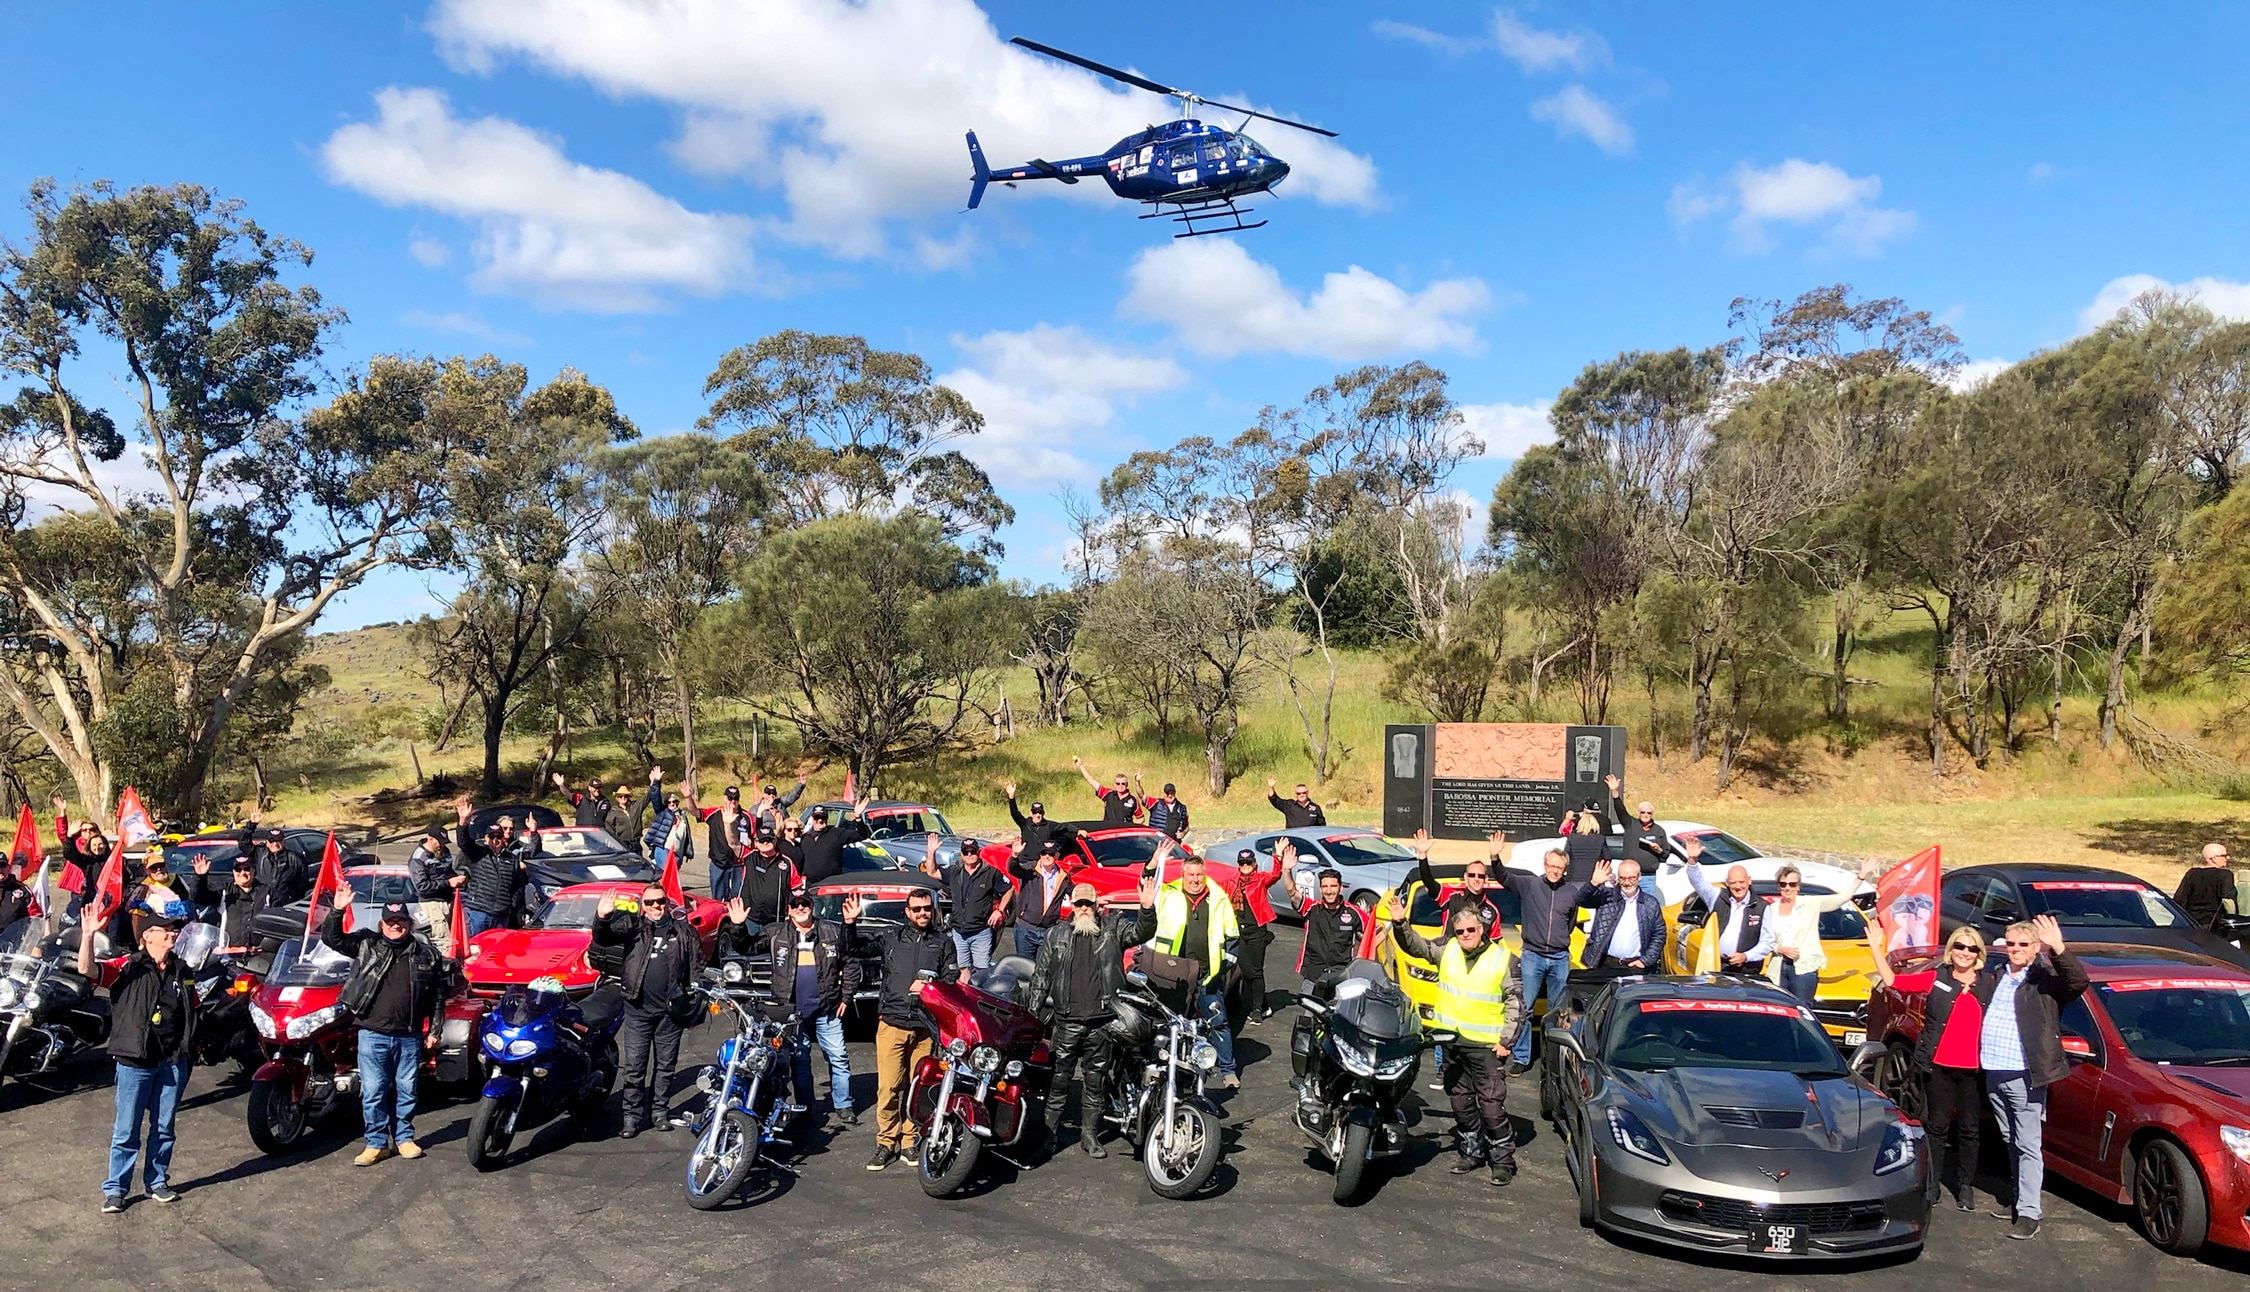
[1142,196,1267,238]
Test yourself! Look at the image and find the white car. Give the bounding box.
[1504,819,1871,910]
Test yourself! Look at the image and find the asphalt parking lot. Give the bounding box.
[8,910,2249,1292]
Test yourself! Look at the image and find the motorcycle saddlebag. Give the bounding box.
[1135,949,1203,1015]
[1289,1013,1315,1078]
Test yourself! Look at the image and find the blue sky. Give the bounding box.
[7,2,2248,629]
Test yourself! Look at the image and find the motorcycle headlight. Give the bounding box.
[969,1044,1002,1075]
[1371,1050,1416,1080]
[946,1037,969,1060]
[0,979,20,1011]
[1329,1035,1377,1077]
[482,1031,507,1055]
[721,961,745,984]
[250,1001,277,1040]
[1004,1059,1024,1078]
[1873,1122,1922,1176]
[2222,1126,2250,1166]
[285,1004,343,1041]
[1189,1040,1220,1073]
[1607,1106,1671,1166]
[507,1038,539,1058]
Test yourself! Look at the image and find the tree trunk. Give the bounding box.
[1927,615,1948,776]
[673,660,700,806]
[480,694,508,801]
[2097,590,2147,750]
[1688,640,1719,763]
[1203,732,1231,798]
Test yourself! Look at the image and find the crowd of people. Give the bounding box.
[15,763,2237,1245]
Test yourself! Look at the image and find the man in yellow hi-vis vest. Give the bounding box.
[1389,899,1526,1183]
[1132,849,1243,1087]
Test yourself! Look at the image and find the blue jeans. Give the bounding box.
[1986,1073,2049,1219]
[1199,986,1236,1076]
[358,1030,421,1148]
[951,928,994,969]
[107,1059,190,1197]
[710,864,742,902]
[792,1012,854,1113]
[1780,965,1821,1005]
[1514,949,1575,1066]
[1013,924,1049,961]
[466,909,506,937]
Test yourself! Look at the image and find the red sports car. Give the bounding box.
[1053,826,1190,909]
[462,880,724,997]
[1866,941,2250,1256]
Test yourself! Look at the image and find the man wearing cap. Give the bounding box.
[595,883,706,1137]
[235,818,309,906]
[1007,837,1073,961]
[606,784,645,856]
[842,884,958,1170]
[80,911,195,1211]
[769,886,860,1127]
[454,797,529,937]
[941,836,1012,970]
[1023,878,1151,1157]
[1073,756,1146,827]
[1217,848,1281,1027]
[1145,782,1190,840]
[738,822,796,936]
[752,778,807,835]
[550,772,611,830]
[406,826,463,933]
[322,889,446,1166]
[1003,783,1075,865]
[707,787,749,903]
[1605,773,1670,869]
[796,796,872,886]
[1265,776,1327,829]
[187,849,280,954]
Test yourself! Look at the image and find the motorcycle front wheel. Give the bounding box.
[918,1113,981,1198]
[685,1109,760,1210]
[247,1077,309,1155]
[1143,1103,1221,1200]
[1331,1119,1375,1204]
[466,1091,516,1172]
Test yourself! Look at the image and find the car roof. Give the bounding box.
[343,863,408,875]
[2064,941,2250,977]
[811,871,939,893]
[1604,973,1806,1003]
[1950,863,2149,885]
[548,880,658,898]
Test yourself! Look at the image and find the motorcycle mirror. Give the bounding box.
[1298,996,1329,1016]
[1125,969,1149,987]
[1425,1030,1458,1047]
[915,968,937,981]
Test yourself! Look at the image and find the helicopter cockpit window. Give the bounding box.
[1202,141,1227,164]
[1238,134,1269,159]
[1226,138,1251,162]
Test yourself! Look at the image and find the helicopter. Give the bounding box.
[966,37,1339,237]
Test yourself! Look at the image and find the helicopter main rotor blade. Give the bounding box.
[1197,100,1340,138]
[1010,37,1176,98]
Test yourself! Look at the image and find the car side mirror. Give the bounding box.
[2059,1030,2096,1061]
[1848,1040,1888,1078]
[1544,1028,1584,1060]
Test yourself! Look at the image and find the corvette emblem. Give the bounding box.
[1758,1167,1791,1183]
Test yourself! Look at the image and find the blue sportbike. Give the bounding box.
[467,975,622,1171]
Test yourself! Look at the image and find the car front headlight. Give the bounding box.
[1189,1040,1220,1072]
[1873,1121,1923,1176]
[250,1001,277,1040]
[285,1004,343,1041]
[1607,1106,1671,1165]
[1330,1035,1377,1077]
[2221,1125,2250,1166]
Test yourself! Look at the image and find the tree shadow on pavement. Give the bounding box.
[2083,817,2248,864]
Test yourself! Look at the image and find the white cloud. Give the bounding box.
[322,87,753,310]
[1944,358,2012,392]
[1458,400,1553,460]
[407,235,450,267]
[1119,240,1487,361]
[937,326,1184,490]
[1371,20,1476,55]
[2080,273,2250,332]
[1492,10,1606,73]
[428,0,1378,259]
[1529,85,1632,154]
[1670,158,1915,255]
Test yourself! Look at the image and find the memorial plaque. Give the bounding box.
[1385,722,1625,840]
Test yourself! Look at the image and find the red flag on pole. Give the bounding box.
[114,786,156,847]
[658,845,686,908]
[8,804,38,881]
[303,831,351,948]
[448,891,470,962]
[91,836,128,927]
[1874,845,1942,956]
[843,767,856,804]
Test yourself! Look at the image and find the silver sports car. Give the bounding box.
[1544,975,1929,1260]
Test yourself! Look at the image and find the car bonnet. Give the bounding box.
[1615,1065,1876,1150]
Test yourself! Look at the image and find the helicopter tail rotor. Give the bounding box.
[965,131,992,210]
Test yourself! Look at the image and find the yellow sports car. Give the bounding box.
[1661,879,1880,1047]
[1371,864,1586,1024]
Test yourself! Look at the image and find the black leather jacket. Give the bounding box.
[845,920,957,1031]
[764,917,860,1016]
[322,907,445,1032]
[591,908,705,1008]
[1022,913,1135,1023]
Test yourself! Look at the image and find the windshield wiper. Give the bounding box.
[2190,1054,2250,1067]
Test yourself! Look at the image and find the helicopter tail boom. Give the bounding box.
[966,131,993,210]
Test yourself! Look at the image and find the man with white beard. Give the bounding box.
[1023,875,1157,1159]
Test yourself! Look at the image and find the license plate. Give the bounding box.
[1750,1221,1808,1255]
[1843,1029,1866,1046]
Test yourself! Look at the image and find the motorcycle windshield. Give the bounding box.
[0,916,40,961]
[173,922,220,971]
[268,936,352,987]
[1330,974,1422,1045]
[496,983,564,1027]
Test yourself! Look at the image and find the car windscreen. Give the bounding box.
[812,892,928,925]
[837,843,900,872]
[345,871,417,906]
[2022,881,2188,929]
[165,840,243,873]
[1681,882,1862,940]
[864,809,950,839]
[1087,833,1162,867]
[1675,830,1759,865]
[2099,979,2250,1065]
[1606,999,1843,1074]
[1322,835,1414,865]
[536,829,627,858]
[535,895,605,930]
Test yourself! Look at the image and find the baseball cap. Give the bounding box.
[1038,837,1060,855]
[785,886,812,907]
[265,827,285,841]
[141,914,185,934]
[724,785,741,801]
[1163,782,1177,795]
[755,822,777,843]
[1028,801,1045,814]
[810,806,830,821]
[1070,882,1098,905]
[379,901,413,925]
[1236,848,1256,865]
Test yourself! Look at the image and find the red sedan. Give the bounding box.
[462,881,724,997]
[1867,941,2250,1256]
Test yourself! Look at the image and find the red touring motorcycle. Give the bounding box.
[906,956,1053,1198]
[245,932,487,1153]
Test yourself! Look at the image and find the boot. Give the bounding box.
[1081,1123,1107,1159]
[1450,1131,1485,1174]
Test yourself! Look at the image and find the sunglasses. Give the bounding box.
[2004,939,2037,948]
[642,897,669,908]
[1073,899,1098,909]
[1463,871,1488,880]
[1949,943,1980,953]
[905,905,934,914]
[1776,880,1801,889]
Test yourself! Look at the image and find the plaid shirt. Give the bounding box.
[1978,965,2031,1072]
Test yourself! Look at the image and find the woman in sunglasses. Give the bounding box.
[1867,922,1989,1211]
[1746,864,1854,1005]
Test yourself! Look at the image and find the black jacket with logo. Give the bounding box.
[766,917,861,1017]
[845,920,957,1031]
[323,907,446,1036]
[592,908,705,1009]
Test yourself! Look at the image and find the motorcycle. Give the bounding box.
[683,958,803,1210]
[0,915,108,1095]
[1100,964,1225,1199]
[465,974,622,1171]
[183,925,268,1076]
[245,934,359,1154]
[906,955,1052,1199]
[1291,959,1451,1204]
